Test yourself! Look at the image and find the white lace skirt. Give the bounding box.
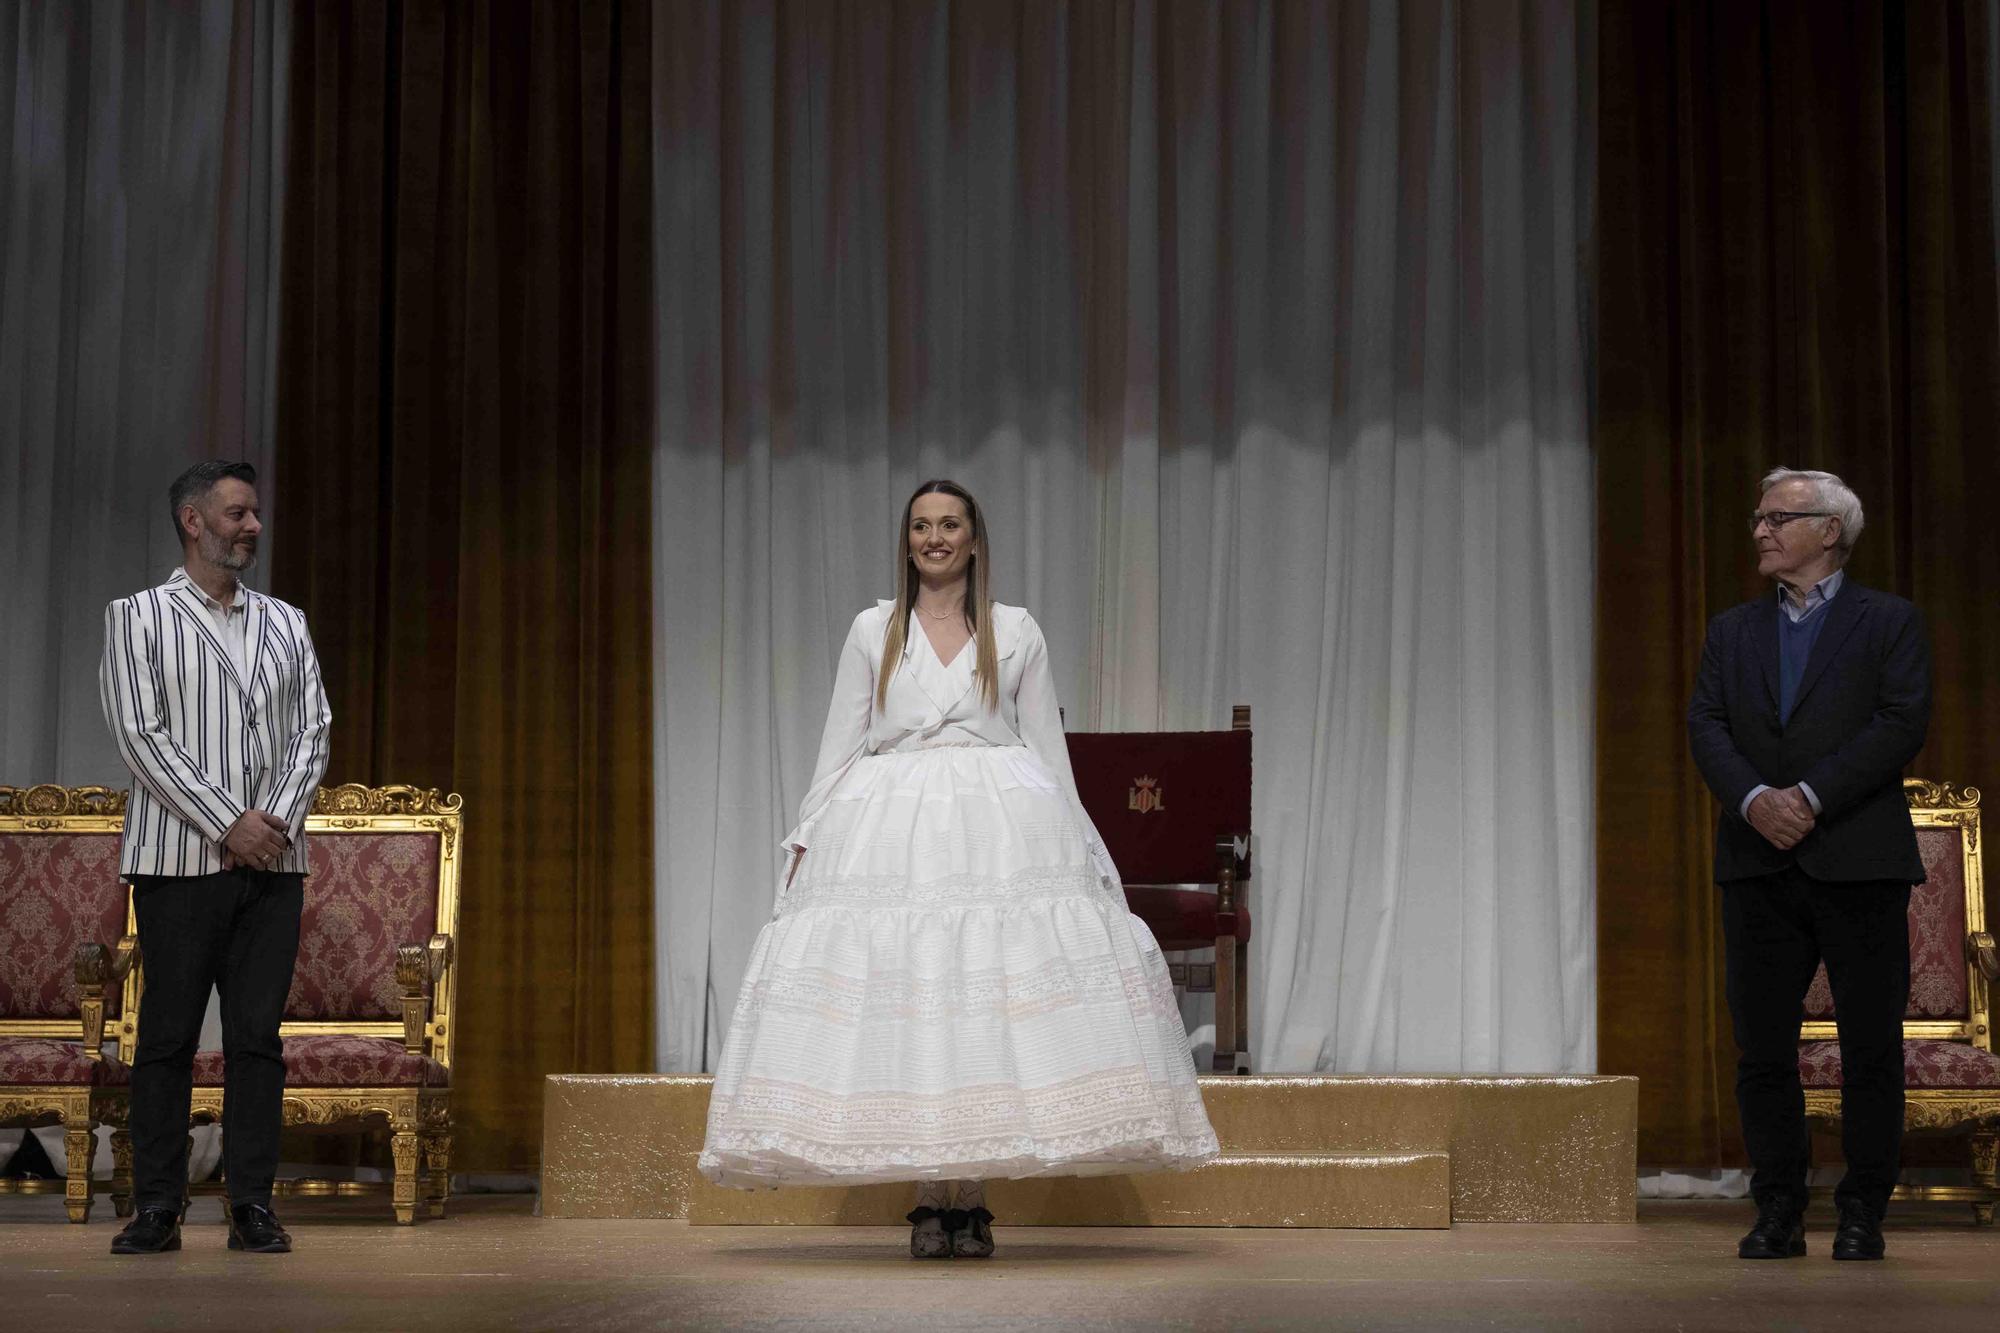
[697,743,1219,1188]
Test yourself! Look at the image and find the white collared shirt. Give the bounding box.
[185,567,251,680]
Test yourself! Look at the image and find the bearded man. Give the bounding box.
[98,460,331,1254]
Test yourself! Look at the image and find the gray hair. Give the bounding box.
[168,460,258,543]
[1760,466,1864,557]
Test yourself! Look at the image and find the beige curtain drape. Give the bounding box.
[652,0,1596,1077]
[0,0,290,1175]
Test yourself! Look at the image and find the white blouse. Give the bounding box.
[782,600,1114,883]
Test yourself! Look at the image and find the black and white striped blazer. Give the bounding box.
[98,568,333,877]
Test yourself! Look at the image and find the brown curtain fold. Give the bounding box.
[273,0,654,1172]
[1596,0,2000,1166]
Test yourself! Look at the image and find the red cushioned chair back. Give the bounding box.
[0,831,128,1021]
[1066,729,1251,884]
[1803,824,1968,1022]
[288,831,441,1021]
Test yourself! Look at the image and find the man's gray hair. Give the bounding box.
[1760,466,1864,556]
[167,460,257,543]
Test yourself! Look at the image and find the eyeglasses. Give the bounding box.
[1748,510,1833,533]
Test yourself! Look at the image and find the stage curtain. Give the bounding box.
[0,0,290,1176]
[272,0,655,1172]
[1,0,289,785]
[1596,0,2000,1165]
[653,1,1595,1077]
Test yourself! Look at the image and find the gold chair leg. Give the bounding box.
[111,1127,134,1218]
[392,1103,420,1225]
[63,1112,95,1224]
[1972,1132,1997,1227]
[422,1131,452,1219]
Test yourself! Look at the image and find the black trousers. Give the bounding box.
[1720,865,1910,1217]
[129,869,303,1211]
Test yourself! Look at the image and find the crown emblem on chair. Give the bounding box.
[1127,776,1165,815]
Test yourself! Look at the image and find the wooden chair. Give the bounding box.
[133,783,464,1224]
[1067,706,1254,1073]
[0,785,137,1221]
[1800,779,2000,1224]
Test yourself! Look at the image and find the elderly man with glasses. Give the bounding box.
[1687,467,1932,1262]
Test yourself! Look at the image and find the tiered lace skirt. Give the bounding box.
[697,743,1219,1188]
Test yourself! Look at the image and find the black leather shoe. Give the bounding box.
[110,1207,183,1254]
[227,1202,293,1254]
[1737,1204,1805,1259]
[944,1206,995,1258]
[906,1206,951,1259]
[1831,1199,1885,1261]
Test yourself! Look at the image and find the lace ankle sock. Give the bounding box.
[915,1181,950,1212]
[952,1180,986,1212]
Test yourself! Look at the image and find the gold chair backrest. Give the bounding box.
[0,786,135,1054]
[1798,779,1988,1051]
[4,784,463,1069]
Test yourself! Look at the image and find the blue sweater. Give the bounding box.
[1778,607,1826,726]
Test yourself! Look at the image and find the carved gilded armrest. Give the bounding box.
[74,935,134,1060]
[1972,931,1999,983]
[395,946,430,1054]
[395,934,456,1054]
[76,944,110,1059]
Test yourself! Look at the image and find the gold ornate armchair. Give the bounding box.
[130,784,464,1224]
[1800,779,1999,1223]
[0,786,138,1221]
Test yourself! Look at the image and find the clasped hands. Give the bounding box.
[1747,786,1815,850]
[222,809,291,870]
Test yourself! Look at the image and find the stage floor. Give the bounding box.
[3,1195,1994,1331]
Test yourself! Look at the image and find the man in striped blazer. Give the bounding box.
[98,460,331,1255]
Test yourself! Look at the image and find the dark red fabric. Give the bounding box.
[288,833,441,1021]
[1125,886,1254,950]
[1799,1039,2000,1090]
[1067,730,1251,885]
[1803,825,1970,1021]
[0,832,129,1020]
[193,1034,447,1088]
[0,1037,131,1087]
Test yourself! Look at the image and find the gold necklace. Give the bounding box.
[916,600,961,621]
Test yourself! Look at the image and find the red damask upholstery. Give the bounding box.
[287,833,441,1020]
[1799,1039,2000,1090]
[0,832,128,1020]
[0,1037,131,1086]
[1803,826,1968,1021]
[193,1035,447,1089]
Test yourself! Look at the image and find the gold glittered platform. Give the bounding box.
[539,1073,1635,1227]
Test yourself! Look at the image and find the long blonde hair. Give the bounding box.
[877,479,999,712]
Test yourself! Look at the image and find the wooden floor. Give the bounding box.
[3,1194,1995,1331]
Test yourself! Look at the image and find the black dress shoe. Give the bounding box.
[944,1206,995,1258]
[1737,1204,1805,1259]
[1831,1199,1885,1261]
[111,1207,183,1255]
[227,1202,293,1254]
[906,1206,951,1259]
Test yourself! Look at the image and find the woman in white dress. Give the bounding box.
[698,479,1218,1258]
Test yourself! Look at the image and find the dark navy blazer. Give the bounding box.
[1686,580,1931,885]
